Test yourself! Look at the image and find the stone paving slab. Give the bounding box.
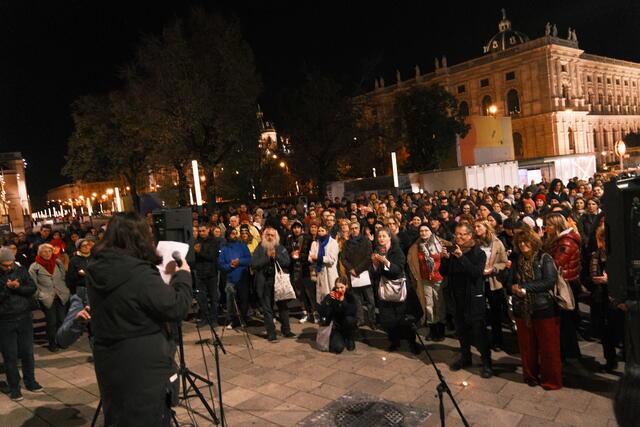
[0,320,621,426]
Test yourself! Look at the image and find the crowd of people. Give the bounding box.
[0,174,632,408]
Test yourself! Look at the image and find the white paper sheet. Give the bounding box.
[351,270,371,288]
[157,241,190,284]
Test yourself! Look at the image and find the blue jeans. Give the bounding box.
[0,313,36,392]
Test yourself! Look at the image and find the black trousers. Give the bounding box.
[351,285,376,326]
[487,288,506,346]
[196,273,219,325]
[330,316,357,353]
[294,276,316,316]
[602,304,625,363]
[0,314,36,392]
[43,297,67,348]
[454,309,491,365]
[559,280,582,359]
[226,277,250,325]
[260,280,291,338]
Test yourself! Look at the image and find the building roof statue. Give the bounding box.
[552,24,558,37]
[545,22,551,36]
[434,57,440,69]
[442,55,447,68]
[567,27,572,40]
[483,9,529,54]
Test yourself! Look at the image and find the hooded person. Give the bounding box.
[86,213,192,426]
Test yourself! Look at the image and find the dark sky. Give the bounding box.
[1,0,639,208]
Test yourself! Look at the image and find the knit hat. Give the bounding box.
[488,211,503,226]
[534,193,547,204]
[522,198,536,211]
[75,236,96,249]
[239,224,250,233]
[291,220,303,229]
[521,216,536,229]
[0,247,15,263]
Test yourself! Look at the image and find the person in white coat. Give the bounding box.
[309,224,339,304]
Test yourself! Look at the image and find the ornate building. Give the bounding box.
[356,9,640,167]
[0,152,32,232]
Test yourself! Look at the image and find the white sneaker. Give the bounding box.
[226,324,233,330]
[299,315,308,324]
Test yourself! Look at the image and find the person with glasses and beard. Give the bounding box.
[251,226,295,342]
[440,223,493,378]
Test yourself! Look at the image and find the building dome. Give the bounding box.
[483,9,529,54]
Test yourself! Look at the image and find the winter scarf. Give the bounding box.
[36,255,58,275]
[316,235,330,273]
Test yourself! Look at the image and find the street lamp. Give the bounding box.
[488,104,498,116]
[616,140,627,171]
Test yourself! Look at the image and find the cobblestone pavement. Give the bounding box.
[0,315,621,426]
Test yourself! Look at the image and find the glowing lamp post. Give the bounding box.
[191,160,203,206]
[488,104,498,116]
[616,140,627,171]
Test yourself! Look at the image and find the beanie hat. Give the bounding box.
[522,198,536,211]
[521,216,536,229]
[488,211,503,226]
[239,224,250,233]
[534,193,547,204]
[291,220,303,229]
[0,247,15,263]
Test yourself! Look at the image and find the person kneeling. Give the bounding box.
[318,277,357,353]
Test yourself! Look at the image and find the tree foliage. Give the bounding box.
[278,75,360,196]
[122,8,261,205]
[63,91,154,211]
[396,85,469,171]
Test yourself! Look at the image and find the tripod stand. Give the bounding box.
[220,282,254,363]
[413,324,469,427]
[175,321,220,425]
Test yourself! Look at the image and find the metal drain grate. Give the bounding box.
[335,401,405,426]
[298,391,431,427]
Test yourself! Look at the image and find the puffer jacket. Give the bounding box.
[0,262,37,320]
[546,228,581,282]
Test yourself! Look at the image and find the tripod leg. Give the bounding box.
[232,293,255,362]
[437,384,446,427]
[91,398,102,427]
[185,371,220,425]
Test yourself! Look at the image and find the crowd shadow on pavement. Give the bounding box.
[14,404,95,427]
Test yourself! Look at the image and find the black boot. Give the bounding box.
[433,323,445,342]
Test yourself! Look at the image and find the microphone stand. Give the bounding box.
[412,324,469,427]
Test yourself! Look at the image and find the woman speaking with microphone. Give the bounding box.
[87,212,192,426]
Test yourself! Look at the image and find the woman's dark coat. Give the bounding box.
[87,249,192,426]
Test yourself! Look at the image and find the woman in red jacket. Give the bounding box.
[543,213,582,360]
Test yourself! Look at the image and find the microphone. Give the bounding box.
[171,251,183,267]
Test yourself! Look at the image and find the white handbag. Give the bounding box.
[378,275,407,302]
[274,261,296,301]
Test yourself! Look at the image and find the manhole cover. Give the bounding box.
[335,401,405,426]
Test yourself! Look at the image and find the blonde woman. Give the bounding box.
[28,243,69,352]
[474,220,508,351]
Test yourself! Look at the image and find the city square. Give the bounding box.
[2,2,640,426]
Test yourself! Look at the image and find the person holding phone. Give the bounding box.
[317,277,357,353]
[440,223,493,378]
[66,237,95,295]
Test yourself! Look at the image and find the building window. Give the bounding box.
[587,75,592,82]
[513,132,524,158]
[598,93,604,104]
[481,95,493,115]
[617,95,622,105]
[626,96,630,105]
[562,85,569,99]
[480,78,490,87]
[458,101,469,116]
[597,77,602,83]
[506,89,520,115]
[625,80,629,86]
[568,127,576,153]
[457,85,466,94]
[607,78,611,84]
[634,81,637,87]
[505,71,516,81]
[561,64,567,72]
[588,93,594,104]
[616,79,621,85]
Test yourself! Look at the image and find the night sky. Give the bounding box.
[1,0,638,208]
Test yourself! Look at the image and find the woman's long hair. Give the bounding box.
[543,212,569,251]
[93,212,162,265]
[474,219,495,246]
